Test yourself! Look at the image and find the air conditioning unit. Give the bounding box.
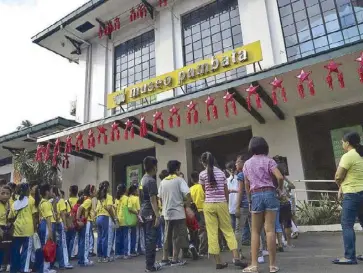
[70,100,77,116]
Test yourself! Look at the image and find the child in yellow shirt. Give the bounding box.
[127,185,141,256]
[115,184,129,259]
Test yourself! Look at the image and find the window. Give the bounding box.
[278,0,363,61]
[114,30,156,111]
[181,0,245,92]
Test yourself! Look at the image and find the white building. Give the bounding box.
[32,0,363,201]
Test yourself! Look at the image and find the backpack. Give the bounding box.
[65,200,74,230]
[71,203,86,231]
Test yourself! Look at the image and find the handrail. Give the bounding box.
[294,180,335,183]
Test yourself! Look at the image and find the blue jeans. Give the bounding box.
[128,226,137,255]
[78,222,92,265]
[242,218,251,242]
[96,216,113,258]
[10,237,32,273]
[66,229,76,258]
[230,214,237,231]
[115,226,129,256]
[251,190,279,213]
[144,219,157,269]
[341,192,363,260]
[275,207,283,233]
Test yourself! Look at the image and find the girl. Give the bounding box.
[0,185,11,271]
[76,184,96,266]
[96,181,117,263]
[9,183,37,273]
[52,187,73,269]
[37,183,56,273]
[127,185,139,257]
[66,185,78,259]
[115,184,129,259]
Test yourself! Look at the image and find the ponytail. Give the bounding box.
[34,186,41,207]
[97,181,109,200]
[343,132,363,157]
[201,152,217,188]
[355,144,363,157]
[18,183,29,201]
[84,184,95,197]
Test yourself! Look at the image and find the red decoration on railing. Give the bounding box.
[44,143,51,162]
[111,122,120,142]
[223,91,237,117]
[62,154,70,169]
[36,145,45,162]
[246,84,262,110]
[65,136,72,154]
[324,61,344,90]
[296,70,315,98]
[114,17,120,31]
[169,106,181,128]
[124,119,135,140]
[97,126,108,145]
[130,4,147,22]
[140,116,148,138]
[75,132,84,152]
[205,96,218,121]
[98,17,121,39]
[269,77,287,105]
[52,138,61,167]
[186,101,199,125]
[88,129,96,149]
[356,52,363,83]
[153,111,164,133]
[159,0,168,7]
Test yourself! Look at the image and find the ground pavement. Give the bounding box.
[74,232,363,273]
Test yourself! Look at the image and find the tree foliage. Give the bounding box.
[16,120,33,130]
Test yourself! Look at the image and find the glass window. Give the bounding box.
[113,30,156,112]
[181,0,245,93]
[278,0,363,61]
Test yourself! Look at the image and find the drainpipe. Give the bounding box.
[84,44,93,122]
[104,38,109,118]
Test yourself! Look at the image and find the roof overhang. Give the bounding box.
[31,0,161,62]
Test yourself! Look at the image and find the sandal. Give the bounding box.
[242,265,259,273]
[332,258,357,264]
[269,266,280,273]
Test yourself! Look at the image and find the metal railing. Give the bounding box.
[293,180,338,203]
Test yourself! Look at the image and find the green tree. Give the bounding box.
[16,120,33,130]
[13,149,61,186]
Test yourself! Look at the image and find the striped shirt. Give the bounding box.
[199,167,227,203]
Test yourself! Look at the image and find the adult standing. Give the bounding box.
[242,137,284,273]
[333,132,363,265]
[159,160,191,266]
[199,152,247,269]
[140,156,161,272]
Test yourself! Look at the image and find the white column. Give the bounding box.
[251,117,308,201]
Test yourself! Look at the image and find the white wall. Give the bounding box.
[0,164,13,181]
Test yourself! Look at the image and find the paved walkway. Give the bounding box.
[73,232,363,273]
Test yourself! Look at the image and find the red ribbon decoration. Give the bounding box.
[169,106,181,128]
[356,52,363,83]
[296,70,315,98]
[324,61,345,90]
[88,129,96,149]
[111,122,120,142]
[62,154,70,169]
[269,77,287,105]
[65,136,72,154]
[140,116,148,138]
[124,119,135,140]
[153,111,164,133]
[35,145,45,162]
[223,91,237,117]
[97,126,108,145]
[186,101,199,125]
[44,143,51,162]
[52,138,61,167]
[159,0,167,7]
[75,132,84,152]
[245,84,262,110]
[205,96,218,121]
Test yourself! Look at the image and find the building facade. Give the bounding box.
[32,0,363,201]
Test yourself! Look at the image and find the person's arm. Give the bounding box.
[272,168,284,191]
[76,206,84,221]
[224,184,229,202]
[244,176,251,204]
[335,167,348,186]
[46,216,53,241]
[284,176,295,189]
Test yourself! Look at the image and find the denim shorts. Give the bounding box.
[251,190,279,213]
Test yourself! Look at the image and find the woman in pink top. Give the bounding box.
[242,137,284,273]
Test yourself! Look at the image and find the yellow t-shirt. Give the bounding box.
[66,197,78,213]
[96,194,113,217]
[117,195,128,226]
[339,149,363,193]
[81,198,92,219]
[128,195,140,212]
[56,199,67,223]
[10,198,36,237]
[0,202,7,226]
[190,184,205,212]
[39,199,56,223]
[29,196,38,213]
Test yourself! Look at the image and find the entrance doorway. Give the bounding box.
[191,129,253,174]
[112,148,155,192]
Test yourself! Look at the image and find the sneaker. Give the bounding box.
[89,252,97,257]
[0,266,6,272]
[258,256,265,264]
[47,270,57,273]
[97,258,103,263]
[291,232,299,239]
[277,246,284,252]
[160,260,171,267]
[64,264,74,269]
[233,259,248,268]
[130,253,138,257]
[80,261,94,267]
[189,244,199,260]
[115,255,122,260]
[262,250,269,256]
[108,257,115,262]
[145,262,162,272]
[102,258,109,263]
[156,248,160,252]
[123,255,131,260]
[170,260,186,266]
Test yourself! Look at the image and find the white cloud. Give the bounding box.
[0,0,88,135]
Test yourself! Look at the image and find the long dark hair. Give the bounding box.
[7,182,17,201]
[17,183,29,201]
[116,184,127,199]
[97,181,110,200]
[343,132,363,157]
[84,184,95,197]
[34,185,41,207]
[201,152,217,188]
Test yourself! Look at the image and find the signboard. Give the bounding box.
[126,164,143,187]
[107,41,263,109]
[330,125,363,166]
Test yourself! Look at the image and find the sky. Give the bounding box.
[0,0,88,135]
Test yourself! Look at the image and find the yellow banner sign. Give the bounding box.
[107,40,263,109]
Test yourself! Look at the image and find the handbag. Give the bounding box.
[33,233,41,250]
[43,239,56,263]
[123,197,137,226]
